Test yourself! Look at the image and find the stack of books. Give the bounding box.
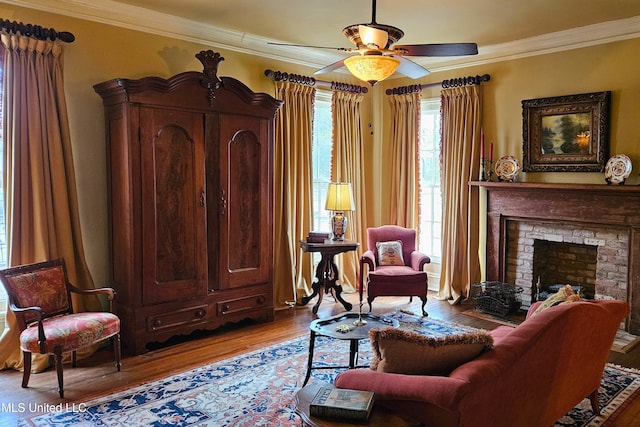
[310,386,375,421]
[306,231,331,243]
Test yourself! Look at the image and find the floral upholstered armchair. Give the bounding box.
[0,258,121,398]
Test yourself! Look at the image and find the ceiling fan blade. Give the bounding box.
[394,43,478,57]
[359,24,388,49]
[396,56,430,79]
[268,42,350,52]
[314,59,346,75]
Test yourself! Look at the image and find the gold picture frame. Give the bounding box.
[522,91,610,172]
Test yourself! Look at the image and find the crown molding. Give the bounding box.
[420,15,640,73]
[4,0,640,74]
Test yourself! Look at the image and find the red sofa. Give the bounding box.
[335,299,630,427]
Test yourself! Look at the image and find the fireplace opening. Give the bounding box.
[532,239,596,303]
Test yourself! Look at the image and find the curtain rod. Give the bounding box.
[0,18,75,43]
[385,73,491,95]
[264,69,368,94]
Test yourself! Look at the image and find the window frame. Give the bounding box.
[418,97,442,264]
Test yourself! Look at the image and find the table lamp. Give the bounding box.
[325,182,355,241]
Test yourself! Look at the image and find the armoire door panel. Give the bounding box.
[219,115,271,289]
[140,107,207,304]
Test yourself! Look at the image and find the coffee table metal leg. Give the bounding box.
[348,339,359,369]
[303,331,317,386]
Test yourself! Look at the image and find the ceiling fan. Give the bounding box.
[270,0,478,85]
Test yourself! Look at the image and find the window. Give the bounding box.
[418,98,442,262]
[311,90,332,233]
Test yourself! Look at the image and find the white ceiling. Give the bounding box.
[8,0,640,75]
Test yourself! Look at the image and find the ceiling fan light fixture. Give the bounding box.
[344,55,400,85]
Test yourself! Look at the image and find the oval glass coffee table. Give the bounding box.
[303,312,399,386]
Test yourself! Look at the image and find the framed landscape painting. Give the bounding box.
[522,91,610,172]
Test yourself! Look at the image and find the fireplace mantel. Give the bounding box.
[471,181,640,333]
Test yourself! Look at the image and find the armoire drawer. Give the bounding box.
[147,304,208,332]
[217,293,268,316]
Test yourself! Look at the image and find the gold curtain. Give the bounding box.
[388,92,421,228]
[437,85,483,304]
[0,33,98,372]
[330,90,366,292]
[273,81,315,305]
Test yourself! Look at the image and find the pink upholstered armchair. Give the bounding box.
[360,225,430,316]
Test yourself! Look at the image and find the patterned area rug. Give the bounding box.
[18,311,640,427]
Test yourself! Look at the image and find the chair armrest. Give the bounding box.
[68,283,116,301]
[409,251,431,271]
[9,302,44,318]
[68,283,117,312]
[360,250,376,270]
[359,251,376,293]
[10,303,47,352]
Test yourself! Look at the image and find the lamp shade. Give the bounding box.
[325,182,355,212]
[344,55,400,85]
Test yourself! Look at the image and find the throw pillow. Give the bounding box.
[369,327,494,375]
[376,240,404,266]
[530,284,581,317]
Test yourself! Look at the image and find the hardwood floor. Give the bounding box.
[1,291,639,425]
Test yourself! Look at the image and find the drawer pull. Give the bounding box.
[153,319,162,328]
[256,295,265,305]
[221,303,230,313]
[195,309,206,319]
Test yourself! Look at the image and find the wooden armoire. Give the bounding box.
[94,50,283,354]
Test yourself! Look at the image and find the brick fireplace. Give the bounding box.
[474,182,640,334]
[506,220,627,306]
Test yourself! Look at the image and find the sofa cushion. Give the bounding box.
[376,240,404,266]
[369,327,494,375]
[368,265,426,283]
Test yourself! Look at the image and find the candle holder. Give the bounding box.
[353,294,367,326]
[481,158,494,181]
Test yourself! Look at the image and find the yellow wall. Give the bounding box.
[378,37,640,193]
[1,4,639,288]
[0,5,360,287]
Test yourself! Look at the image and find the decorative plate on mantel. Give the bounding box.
[604,154,632,185]
[494,155,520,182]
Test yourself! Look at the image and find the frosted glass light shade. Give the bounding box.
[344,55,400,85]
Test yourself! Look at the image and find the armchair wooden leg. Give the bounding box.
[21,351,32,388]
[589,390,600,415]
[114,334,122,371]
[54,349,64,399]
[367,296,375,312]
[421,296,428,317]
